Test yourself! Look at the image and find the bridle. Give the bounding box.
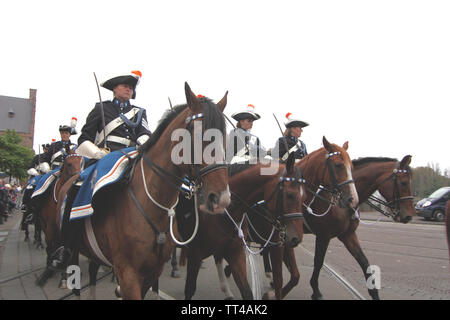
[302,151,355,216]
[129,109,228,248]
[365,161,413,220]
[226,166,305,252]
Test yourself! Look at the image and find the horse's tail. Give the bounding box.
[35,267,55,287]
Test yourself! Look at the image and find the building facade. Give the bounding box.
[0,89,36,148]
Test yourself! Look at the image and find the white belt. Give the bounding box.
[95,107,140,145]
[106,135,132,147]
[281,142,301,161]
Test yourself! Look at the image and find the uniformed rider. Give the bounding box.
[274,112,309,162]
[226,104,266,164]
[49,70,151,270]
[41,120,78,171]
[76,70,151,159]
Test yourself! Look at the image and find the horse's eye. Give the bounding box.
[286,192,296,200]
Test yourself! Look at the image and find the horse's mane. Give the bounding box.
[138,97,226,156]
[228,163,254,176]
[352,157,398,167]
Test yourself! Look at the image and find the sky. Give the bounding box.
[1,0,449,171]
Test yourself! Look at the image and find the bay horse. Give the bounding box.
[264,154,414,300]
[55,83,230,300]
[35,146,84,287]
[177,152,304,300]
[250,137,358,300]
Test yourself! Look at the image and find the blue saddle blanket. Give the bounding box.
[70,147,139,220]
[31,168,61,199]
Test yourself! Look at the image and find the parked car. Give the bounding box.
[415,187,450,222]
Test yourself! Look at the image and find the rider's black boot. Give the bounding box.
[48,185,80,271]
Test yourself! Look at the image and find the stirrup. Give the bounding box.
[49,246,72,271]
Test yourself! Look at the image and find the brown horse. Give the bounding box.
[177,152,304,300]
[55,83,230,300]
[253,137,358,299]
[265,154,414,300]
[35,146,84,287]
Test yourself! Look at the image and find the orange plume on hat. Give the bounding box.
[248,104,255,109]
[197,94,206,98]
[52,139,56,142]
[131,70,142,78]
[286,112,292,120]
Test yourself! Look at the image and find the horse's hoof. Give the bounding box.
[114,286,121,299]
[59,279,67,289]
[171,270,181,278]
[224,296,234,300]
[262,291,275,300]
[311,294,323,300]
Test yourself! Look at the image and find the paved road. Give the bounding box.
[0,209,448,300]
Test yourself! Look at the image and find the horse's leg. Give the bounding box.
[338,230,380,300]
[266,246,284,300]
[34,214,43,249]
[214,255,234,300]
[184,252,202,300]
[171,247,181,278]
[262,249,272,279]
[310,236,331,300]
[116,267,143,300]
[281,247,300,299]
[225,248,253,300]
[88,260,101,300]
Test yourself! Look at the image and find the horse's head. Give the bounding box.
[377,155,415,223]
[182,83,230,214]
[264,153,305,248]
[322,137,359,209]
[60,147,84,182]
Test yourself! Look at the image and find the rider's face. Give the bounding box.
[290,126,303,138]
[60,131,71,141]
[113,84,134,101]
[240,118,254,131]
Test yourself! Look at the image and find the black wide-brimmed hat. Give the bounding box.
[284,112,309,128]
[231,104,261,121]
[101,70,142,99]
[59,116,78,134]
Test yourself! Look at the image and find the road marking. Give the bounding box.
[0,232,8,236]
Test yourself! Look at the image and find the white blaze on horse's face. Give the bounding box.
[345,162,359,208]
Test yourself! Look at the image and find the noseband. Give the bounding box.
[366,161,413,220]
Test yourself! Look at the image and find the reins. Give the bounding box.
[127,110,227,248]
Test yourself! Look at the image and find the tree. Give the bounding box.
[412,165,450,199]
[0,129,35,181]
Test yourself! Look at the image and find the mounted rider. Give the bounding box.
[41,119,78,171]
[50,70,152,270]
[274,112,309,163]
[226,104,267,164]
[76,70,151,159]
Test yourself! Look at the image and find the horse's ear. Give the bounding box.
[286,152,295,174]
[185,82,201,112]
[400,155,412,168]
[323,136,333,153]
[343,141,349,150]
[216,91,228,112]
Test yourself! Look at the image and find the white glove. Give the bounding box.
[76,140,109,160]
[27,168,39,176]
[94,149,109,159]
[38,162,50,173]
[137,134,150,146]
